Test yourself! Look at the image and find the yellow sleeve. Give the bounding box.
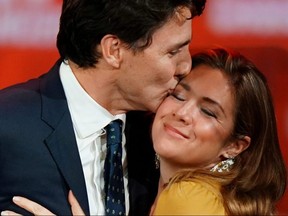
[153,181,226,215]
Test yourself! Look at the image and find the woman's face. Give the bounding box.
[152,65,236,169]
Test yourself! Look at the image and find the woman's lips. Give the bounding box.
[164,123,189,139]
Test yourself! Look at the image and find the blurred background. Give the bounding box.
[0,0,287,214]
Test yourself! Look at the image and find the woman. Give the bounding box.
[150,48,287,215]
[2,48,287,215]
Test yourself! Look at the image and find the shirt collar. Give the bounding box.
[59,62,126,139]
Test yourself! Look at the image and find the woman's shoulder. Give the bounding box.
[176,179,221,198]
[153,180,225,215]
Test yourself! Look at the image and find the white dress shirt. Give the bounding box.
[59,62,129,215]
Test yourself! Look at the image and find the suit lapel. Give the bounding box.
[40,60,90,215]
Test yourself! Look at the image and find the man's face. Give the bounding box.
[119,7,192,112]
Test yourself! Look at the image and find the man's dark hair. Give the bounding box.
[57,0,206,68]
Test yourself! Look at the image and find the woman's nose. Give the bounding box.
[173,103,194,125]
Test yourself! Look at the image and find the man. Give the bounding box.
[0,0,206,215]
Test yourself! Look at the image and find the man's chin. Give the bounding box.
[152,97,167,112]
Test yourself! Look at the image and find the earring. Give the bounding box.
[210,157,235,173]
[155,153,160,169]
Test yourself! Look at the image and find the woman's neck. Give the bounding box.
[149,176,167,216]
[149,159,180,216]
[159,158,179,185]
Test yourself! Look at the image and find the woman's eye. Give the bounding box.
[201,108,217,119]
[170,93,185,101]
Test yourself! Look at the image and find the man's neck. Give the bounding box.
[68,60,128,115]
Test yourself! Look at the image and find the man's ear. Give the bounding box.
[100,35,122,68]
[222,136,251,158]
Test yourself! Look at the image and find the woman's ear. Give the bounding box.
[100,34,122,68]
[222,136,251,158]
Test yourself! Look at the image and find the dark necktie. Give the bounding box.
[104,120,126,215]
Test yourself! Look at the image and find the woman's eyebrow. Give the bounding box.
[178,81,190,91]
[203,97,226,117]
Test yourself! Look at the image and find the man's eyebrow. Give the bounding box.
[175,39,191,49]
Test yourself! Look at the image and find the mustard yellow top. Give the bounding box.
[153,180,226,215]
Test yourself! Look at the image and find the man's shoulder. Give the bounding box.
[0,59,62,98]
[0,59,62,112]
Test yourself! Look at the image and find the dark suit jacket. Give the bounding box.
[0,60,159,215]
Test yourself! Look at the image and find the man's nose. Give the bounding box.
[175,52,192,80]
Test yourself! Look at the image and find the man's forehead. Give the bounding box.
[174,6,193,23]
